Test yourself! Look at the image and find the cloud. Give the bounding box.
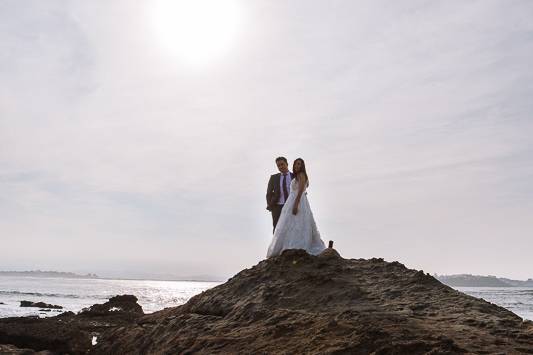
[1,0,532,279]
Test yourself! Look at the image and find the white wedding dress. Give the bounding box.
[267,178,326,258]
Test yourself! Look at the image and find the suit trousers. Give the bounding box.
[271,204,284,233]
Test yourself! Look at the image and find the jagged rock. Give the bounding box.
[0,295,143,354]
[19,302,62,310]
[90,249,533,354]
[80,295,143,316]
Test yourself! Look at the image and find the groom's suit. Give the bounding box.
[266,172,294,232]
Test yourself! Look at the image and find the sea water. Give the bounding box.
[0,276,220,318]
[456,286,533,321]
[1,276,532,321]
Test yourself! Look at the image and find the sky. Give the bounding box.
[1,0,532,280]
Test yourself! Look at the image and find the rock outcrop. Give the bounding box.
[1,249,533,354]
[92,249,533,354]
[79,295,143,316]
[19,302,63,310]
[0,295,144,354]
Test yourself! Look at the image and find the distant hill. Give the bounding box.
[0,270,99,279]
[436,274,533,287]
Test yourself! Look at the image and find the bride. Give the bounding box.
[267,158,326,258]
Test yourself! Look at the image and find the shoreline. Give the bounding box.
[0,274,224,283]
[1,251,533,353]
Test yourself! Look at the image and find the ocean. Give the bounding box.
[456,286,533,321]
[0,276,220,318]
[1,276,532,321]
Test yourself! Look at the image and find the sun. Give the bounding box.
[151,0,243,66]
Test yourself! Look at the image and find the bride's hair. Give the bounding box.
[293,158,309,186]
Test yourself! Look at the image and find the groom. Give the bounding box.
[266,156,294,232]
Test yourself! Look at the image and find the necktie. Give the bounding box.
[282,174,289,202]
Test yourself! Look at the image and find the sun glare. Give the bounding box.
[151,0,243,66]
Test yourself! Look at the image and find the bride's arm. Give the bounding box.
[292,173,307,215]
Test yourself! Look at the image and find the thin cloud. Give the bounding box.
[1,0,532,279]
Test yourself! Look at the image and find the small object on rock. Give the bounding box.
[318,247,341,259]
[20,301,63,309]
[328,240,334,248]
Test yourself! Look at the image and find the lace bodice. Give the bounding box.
[289,178,307,195]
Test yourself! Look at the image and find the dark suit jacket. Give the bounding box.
[266,172,294,211]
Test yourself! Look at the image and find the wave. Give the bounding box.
[0,290,108,299]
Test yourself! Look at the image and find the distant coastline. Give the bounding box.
[3,270,532,286]
[437,274,533,287]
[0,270,223,282]
[0,271,99,279]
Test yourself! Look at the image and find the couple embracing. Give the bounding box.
[265,157,326,258]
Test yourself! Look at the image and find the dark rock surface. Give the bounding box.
[19,302,62,310]
[0,295,143,354]
[0,344,54,354]
[79,295,143,316]
[91,249,533,354]
[2,250,533,354]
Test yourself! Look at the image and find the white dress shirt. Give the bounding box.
[277,172,292,205]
